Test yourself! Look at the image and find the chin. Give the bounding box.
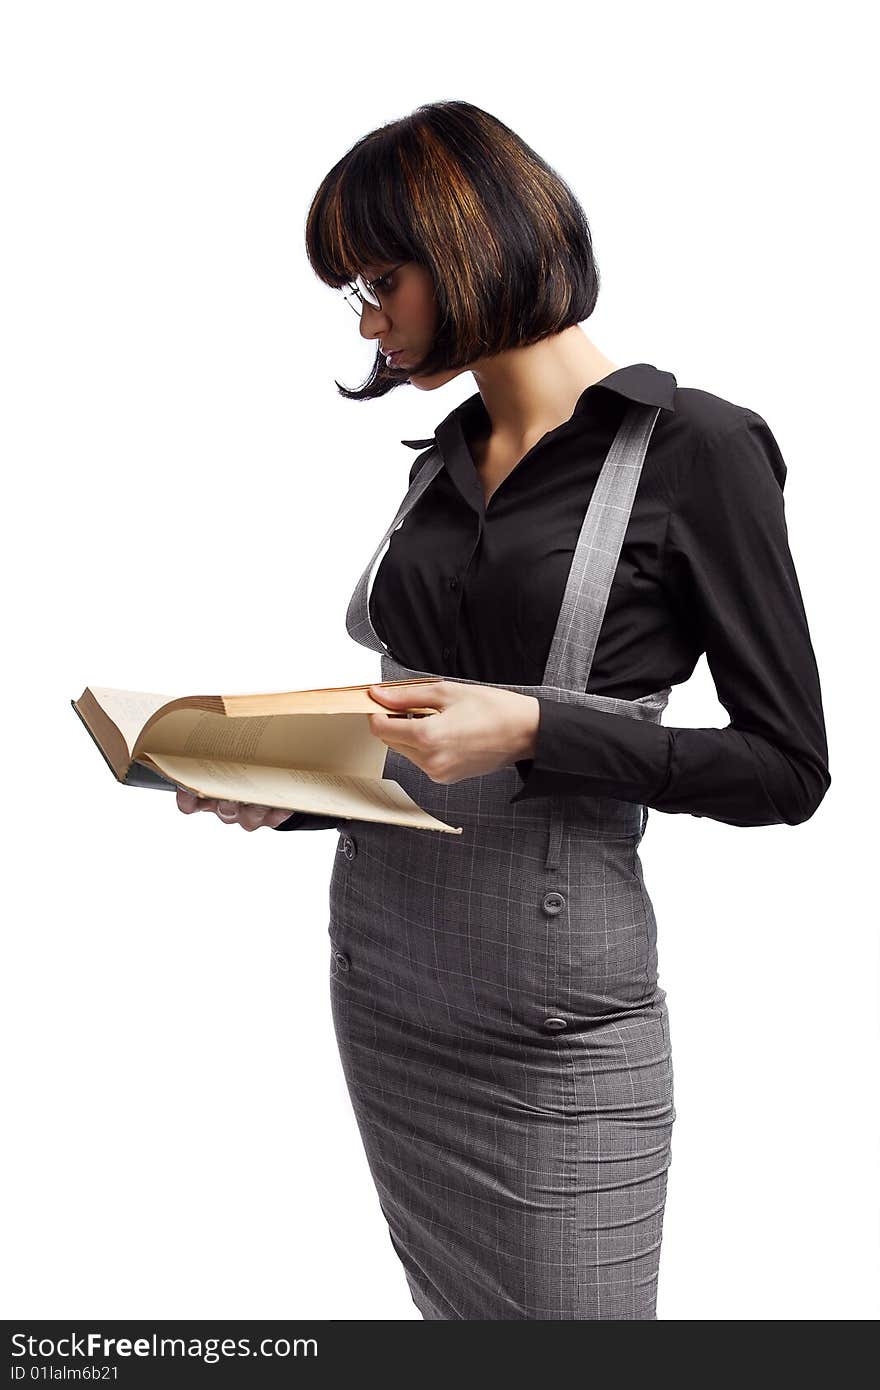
[408,366,466,391]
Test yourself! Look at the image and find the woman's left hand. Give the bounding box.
[366,680,540,784]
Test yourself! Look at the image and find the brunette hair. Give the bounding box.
[305,100,601,401]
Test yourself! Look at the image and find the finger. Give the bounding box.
[237,803,273,832]
[367,680,447,710]
[177,788,220,813]
[367,708,440,751]
[215,800,241,823]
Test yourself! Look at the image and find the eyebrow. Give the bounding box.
[362,262,403,286]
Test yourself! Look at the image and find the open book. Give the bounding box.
[71,680,463,834]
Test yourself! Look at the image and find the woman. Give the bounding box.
[177,100,830,1318]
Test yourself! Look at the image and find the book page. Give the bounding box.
[221,678,441,716]
[138,709,388,779]
[145,752,462,834]
[91,687,175,754]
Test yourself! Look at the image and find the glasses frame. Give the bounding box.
[342,261,408,316]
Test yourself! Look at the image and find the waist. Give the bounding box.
[379,654,671,725]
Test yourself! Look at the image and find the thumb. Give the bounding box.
[367,681,444,709]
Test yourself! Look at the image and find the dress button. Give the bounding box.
[543,1017,567,1033]
[334,949,351,972]
[340,834,357,861]
[542,891,565,916]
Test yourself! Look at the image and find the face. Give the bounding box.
[354,259,470,390]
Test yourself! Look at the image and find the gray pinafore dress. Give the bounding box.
[329,400,677,1320]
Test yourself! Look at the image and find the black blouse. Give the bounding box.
[277,363,830,832]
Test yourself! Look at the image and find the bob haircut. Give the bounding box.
[305,100,601,402]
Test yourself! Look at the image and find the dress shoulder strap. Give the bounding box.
[541,401,662,691]
[345,445,445,655]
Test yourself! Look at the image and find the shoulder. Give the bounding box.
[665,385,786,493]
[670,384,770,442]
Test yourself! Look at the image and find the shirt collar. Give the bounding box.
[400,362,677,516]
[577,361,677,414]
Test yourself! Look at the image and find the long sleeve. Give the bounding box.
[510,412,831,827]
[273,812,345,831]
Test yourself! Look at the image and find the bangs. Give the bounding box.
[306,145,421,288]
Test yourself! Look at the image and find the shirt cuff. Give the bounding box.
[272,812,343,831]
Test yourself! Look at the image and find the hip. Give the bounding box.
[328,802,664,1033]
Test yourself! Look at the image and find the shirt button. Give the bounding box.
[442,646,451,662]
[543,1017,567,1033]
[449,576,458,590]
[340,834,357,861]
[542,891,565,916]
[333,949,351,972]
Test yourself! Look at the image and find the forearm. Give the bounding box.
[511,698,830,827]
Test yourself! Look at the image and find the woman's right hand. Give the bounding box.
[175,787,294,831]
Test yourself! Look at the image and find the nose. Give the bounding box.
[358,301,390,341]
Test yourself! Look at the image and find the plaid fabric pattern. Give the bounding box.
[330,401,676,1319]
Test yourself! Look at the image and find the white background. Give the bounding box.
[2,0,876,1321]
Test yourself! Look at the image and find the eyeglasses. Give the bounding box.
[342,261,407,316]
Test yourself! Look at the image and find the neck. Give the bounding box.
[469,326,620,449]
